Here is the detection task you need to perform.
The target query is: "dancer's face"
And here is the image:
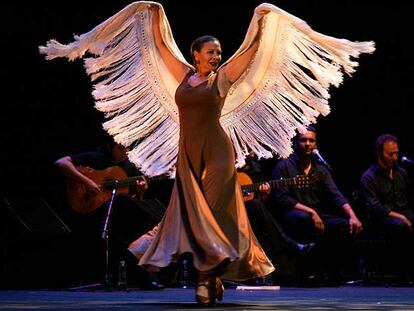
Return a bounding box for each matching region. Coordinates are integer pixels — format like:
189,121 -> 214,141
194,40 -> 222,73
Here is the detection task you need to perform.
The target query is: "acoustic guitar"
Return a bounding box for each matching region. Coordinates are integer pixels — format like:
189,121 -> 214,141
237,171 -> 317,201
66,166 -> 166,214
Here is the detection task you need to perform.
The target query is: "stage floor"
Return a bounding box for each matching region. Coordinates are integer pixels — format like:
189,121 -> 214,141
1,286 -> 413,310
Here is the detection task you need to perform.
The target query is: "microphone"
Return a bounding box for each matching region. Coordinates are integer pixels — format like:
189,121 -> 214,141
401,156 -> 414,165
312,149 -> 332,171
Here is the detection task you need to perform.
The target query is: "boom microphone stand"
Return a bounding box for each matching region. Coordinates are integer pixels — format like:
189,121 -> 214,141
69,183 -> 127,291
101,186 -> 118,287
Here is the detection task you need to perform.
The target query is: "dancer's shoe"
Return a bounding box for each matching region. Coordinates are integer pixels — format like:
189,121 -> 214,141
195,274 -> 217,306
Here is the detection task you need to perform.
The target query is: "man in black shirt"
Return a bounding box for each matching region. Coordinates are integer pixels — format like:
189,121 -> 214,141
55,136 -> 165,288
360,133 -> 414,281
270,126 -> 362,284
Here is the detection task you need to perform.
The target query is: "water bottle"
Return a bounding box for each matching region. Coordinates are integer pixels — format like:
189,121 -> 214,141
117,260 -> 127,289
181,259 -> 190,288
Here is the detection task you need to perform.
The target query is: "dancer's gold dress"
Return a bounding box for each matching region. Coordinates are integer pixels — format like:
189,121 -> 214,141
138,72 -> 273,280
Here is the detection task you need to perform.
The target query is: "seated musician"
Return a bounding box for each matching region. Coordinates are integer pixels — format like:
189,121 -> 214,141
236,152 -> 314,285
270,126 -> 362,285
55,133 -> 165,289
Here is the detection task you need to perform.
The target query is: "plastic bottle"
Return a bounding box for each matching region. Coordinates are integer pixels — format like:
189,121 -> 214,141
117,260 -> 127,289
181,259 -> 190,288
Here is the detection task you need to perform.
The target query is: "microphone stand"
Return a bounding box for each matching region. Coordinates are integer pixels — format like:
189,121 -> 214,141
320,161 -> 333,173
69,182 -> 128,291
101,186 -> 117,287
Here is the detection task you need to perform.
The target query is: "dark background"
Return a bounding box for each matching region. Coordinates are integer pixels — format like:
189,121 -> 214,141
1,3 -> 413,288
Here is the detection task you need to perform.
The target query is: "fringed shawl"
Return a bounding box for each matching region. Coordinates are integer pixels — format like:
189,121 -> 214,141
39,2 -> 375,176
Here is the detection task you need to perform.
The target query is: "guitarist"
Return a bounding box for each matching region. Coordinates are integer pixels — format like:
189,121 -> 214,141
270,126 -> 362,285
237,153 -> 314,285
55,134 -> 165,289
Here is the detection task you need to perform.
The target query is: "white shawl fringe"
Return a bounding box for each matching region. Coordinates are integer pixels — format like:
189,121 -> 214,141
220,3 -> 375,168
40,2 -> 375,175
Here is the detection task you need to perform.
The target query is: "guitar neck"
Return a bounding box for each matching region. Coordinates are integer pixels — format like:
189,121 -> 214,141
102,175 -> 167,190
242,177 -> 297,193
102,176 -> 142,189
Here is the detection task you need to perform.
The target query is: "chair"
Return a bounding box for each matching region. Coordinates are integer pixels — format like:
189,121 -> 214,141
351,191 -> 393,285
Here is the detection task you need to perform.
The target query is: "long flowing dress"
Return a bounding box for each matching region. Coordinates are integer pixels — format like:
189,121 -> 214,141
137,72 -> 274,280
